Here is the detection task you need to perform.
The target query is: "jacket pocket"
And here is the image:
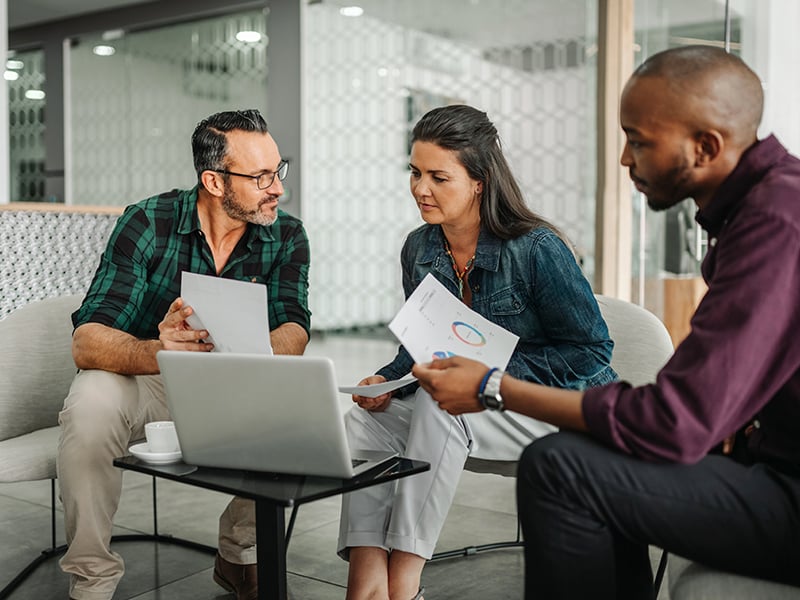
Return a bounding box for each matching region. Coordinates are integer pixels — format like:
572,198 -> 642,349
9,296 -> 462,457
487,284 -> 536,338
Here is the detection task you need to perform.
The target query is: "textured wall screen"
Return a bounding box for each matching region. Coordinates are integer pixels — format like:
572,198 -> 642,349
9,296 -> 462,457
0,208 -> 120,318
303,1 -> 597,330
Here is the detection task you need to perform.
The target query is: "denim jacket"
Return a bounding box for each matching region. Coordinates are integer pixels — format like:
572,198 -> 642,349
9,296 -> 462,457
377,224 -> 617,391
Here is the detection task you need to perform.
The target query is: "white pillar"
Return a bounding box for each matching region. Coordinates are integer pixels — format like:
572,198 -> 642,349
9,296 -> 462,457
0,0 -> 9,204
740,0 -> 800,155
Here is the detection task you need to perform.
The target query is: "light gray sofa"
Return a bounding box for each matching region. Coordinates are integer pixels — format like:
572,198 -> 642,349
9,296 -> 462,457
0,295 -> 83,484
669,555 -> 800,599
0,203 -> 218,597
0,203 -> 122,484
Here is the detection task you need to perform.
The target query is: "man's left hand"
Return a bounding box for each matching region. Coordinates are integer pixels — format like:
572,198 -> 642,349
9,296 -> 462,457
158,298 -> 214,352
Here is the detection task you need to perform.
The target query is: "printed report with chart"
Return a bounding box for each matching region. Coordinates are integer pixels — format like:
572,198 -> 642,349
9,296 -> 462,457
388,273 -> 519,369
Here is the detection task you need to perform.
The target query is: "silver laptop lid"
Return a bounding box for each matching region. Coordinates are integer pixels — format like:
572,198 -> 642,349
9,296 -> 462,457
156,351 -> 393,478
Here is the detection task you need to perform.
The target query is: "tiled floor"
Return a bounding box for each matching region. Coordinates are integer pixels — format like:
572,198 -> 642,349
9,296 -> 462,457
0,333 -> 668,599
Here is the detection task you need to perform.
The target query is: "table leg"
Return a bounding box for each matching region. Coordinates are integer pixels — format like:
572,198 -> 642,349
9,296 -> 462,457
255,500 -> 288,600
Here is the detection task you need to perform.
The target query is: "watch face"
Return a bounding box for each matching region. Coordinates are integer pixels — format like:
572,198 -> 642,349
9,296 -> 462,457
482,393 -> 502,410
480,369 -> 505,411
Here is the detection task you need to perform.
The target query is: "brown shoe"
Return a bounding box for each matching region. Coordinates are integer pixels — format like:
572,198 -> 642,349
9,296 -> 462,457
213,553 -> 258,600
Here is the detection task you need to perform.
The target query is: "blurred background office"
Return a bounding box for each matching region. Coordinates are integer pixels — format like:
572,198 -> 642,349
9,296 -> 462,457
1,0 -> 799,336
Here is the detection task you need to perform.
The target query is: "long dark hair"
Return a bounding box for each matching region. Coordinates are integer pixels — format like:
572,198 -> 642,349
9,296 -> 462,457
411,104 -> 562,241
191,109 -> 269,180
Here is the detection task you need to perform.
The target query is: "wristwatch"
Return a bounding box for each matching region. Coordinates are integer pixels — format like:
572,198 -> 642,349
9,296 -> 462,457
478,368 -> 505,411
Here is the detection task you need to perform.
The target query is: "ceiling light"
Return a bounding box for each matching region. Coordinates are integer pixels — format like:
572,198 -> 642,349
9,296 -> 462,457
3,71 -> 19,81
236,31 -> 262,43
339,6 -> 364,17
6,59 -> 24,70
25,90 -> 46,100
92,45 -> 116,57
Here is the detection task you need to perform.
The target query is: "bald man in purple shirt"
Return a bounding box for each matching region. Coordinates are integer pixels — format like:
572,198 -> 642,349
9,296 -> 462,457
413,45 -> 800,599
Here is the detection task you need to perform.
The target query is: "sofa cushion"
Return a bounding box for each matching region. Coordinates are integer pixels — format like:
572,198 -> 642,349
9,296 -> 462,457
0,295 -> 81,442
0,427 -> 61,483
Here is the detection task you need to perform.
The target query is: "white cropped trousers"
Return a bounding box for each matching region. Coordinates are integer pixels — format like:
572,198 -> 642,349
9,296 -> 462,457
337,385 -> 557,561
337,387 -> 471,560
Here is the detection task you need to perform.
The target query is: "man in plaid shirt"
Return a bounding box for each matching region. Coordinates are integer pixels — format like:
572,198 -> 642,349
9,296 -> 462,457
59,109 -> 310,600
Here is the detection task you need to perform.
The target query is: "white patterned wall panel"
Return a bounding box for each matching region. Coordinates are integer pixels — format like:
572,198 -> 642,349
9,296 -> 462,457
304,3 -> 596,329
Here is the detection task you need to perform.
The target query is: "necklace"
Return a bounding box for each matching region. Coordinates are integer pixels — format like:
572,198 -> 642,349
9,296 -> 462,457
443,238 -> 476,300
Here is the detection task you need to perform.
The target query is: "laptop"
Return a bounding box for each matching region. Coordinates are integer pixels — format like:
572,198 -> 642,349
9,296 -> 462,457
156,351 -> 398,479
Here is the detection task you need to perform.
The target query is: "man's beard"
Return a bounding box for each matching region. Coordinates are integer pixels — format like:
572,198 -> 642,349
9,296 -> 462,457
642,156 -> 694,212
222,187 -> 277,226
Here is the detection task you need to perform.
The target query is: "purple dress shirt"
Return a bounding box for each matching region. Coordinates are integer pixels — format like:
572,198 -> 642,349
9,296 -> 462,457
583,135 -> 800,466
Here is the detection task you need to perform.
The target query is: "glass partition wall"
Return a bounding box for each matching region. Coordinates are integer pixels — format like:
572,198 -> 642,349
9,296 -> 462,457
67,9 -> 268,206
3,1 -> 606,331
6,48 -> 46,202
7,0 -> 798,332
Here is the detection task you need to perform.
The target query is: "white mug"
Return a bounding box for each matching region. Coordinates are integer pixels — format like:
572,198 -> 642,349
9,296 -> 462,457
144,421 -> 180,454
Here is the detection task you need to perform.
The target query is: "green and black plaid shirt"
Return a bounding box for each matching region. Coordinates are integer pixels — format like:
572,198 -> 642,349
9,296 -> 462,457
73,186 -> 311,339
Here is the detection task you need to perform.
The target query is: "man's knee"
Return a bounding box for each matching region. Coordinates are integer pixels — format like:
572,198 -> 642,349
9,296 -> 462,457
518,432 -> 596,491
60,370 -> 137,443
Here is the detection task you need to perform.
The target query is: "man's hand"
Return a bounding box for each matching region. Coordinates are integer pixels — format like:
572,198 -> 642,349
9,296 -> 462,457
722,434 -> 735,454
157,298 -> 214,352
352,375 -> 393,412
413,356 -> 487,415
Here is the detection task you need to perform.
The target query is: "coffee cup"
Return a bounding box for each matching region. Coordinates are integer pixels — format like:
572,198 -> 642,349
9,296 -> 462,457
144,421 -> 180,454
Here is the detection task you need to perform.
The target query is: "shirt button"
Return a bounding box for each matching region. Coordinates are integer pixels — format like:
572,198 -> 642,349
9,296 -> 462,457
710,238 -> 717,247
473,284 -> 480,293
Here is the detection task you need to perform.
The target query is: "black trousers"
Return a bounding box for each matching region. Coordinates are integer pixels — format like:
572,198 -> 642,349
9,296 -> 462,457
517,432 -> 800,600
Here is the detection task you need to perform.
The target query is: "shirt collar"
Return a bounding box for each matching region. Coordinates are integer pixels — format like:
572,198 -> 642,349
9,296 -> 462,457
176,186 -> 201,235
696,135 -> 788,236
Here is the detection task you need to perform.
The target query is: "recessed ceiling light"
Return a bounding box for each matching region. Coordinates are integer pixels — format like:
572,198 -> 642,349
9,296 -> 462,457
92,45 -> 116,57
3,71 -> 20,81
25,90 -> 46,100
6,59 -> 24,70
236,31 -> 262,43
339,6 -> 364,17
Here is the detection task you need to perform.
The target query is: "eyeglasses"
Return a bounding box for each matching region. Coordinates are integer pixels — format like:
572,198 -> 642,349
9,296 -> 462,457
214,160 -> 289,190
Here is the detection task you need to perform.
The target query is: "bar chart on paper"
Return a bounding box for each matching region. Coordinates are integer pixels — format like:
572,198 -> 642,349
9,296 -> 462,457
389,274 -> 519,369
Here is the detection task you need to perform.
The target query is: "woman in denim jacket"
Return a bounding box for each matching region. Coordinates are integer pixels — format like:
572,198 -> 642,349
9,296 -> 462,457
338,105 -> 616,600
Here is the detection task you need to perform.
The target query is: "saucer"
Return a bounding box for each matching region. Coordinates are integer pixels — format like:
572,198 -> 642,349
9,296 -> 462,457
128,442 -> 183,465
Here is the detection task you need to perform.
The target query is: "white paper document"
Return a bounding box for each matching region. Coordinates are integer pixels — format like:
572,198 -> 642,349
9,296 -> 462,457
338,377 -> 417,398
180,272 -> 272,354
388,273 -> 518,369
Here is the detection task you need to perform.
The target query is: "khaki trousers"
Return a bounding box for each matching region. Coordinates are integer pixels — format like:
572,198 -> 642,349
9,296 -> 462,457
57,369 -> 256,600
